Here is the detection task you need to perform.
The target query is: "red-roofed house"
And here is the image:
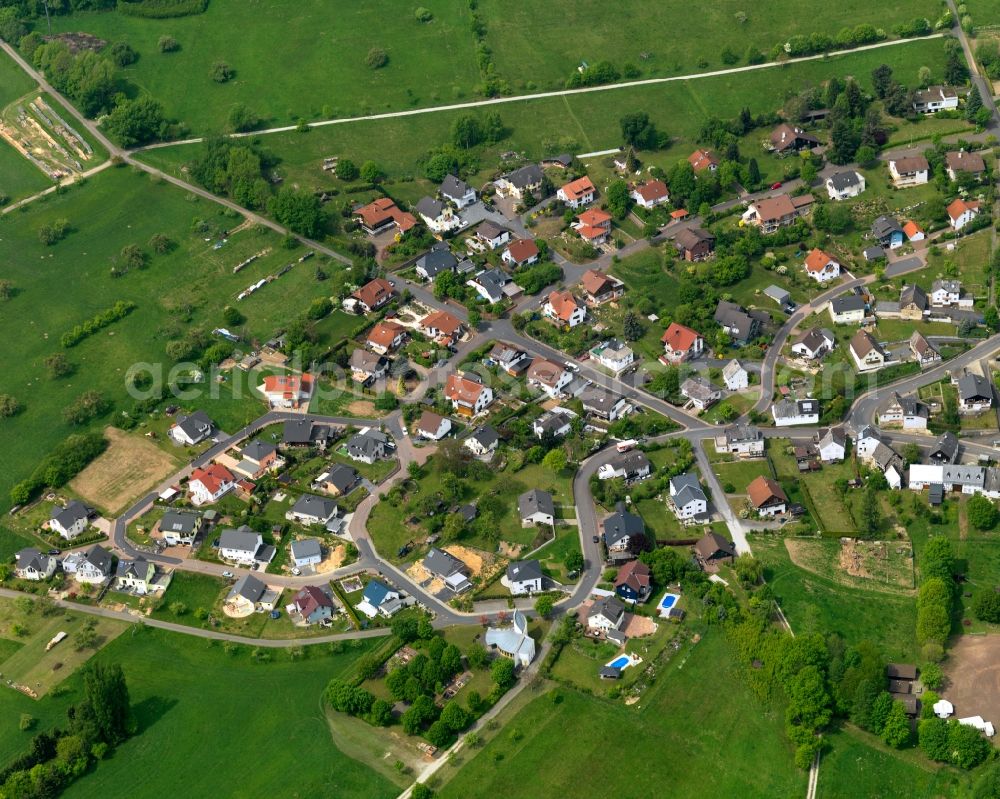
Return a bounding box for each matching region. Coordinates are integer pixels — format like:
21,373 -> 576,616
352,278 -> 395,314
557,176 -> 597,208
903,220 -> 925,241
803,248 -> 841,284
189,464 -> 236,506
630,179 -> 670,209
947,198 -> 982,231
580,269 -> 624,306
354,198 -> 417,236
543,290 -> 586,328
661,322 -> 704,363
688,149 -> 719,172
262,373 -> 313,408
573,208 -> 613,245
420,310 -> 464,346
445,373 -> 494,416
366,320 -> 407,355
502,239 -> 540,267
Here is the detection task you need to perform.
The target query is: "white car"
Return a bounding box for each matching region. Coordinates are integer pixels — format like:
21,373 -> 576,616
222,571 -> 234,578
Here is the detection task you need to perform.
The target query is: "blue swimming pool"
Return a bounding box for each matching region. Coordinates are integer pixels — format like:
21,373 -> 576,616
659,593 -> 680,611
608,655 -> 630,669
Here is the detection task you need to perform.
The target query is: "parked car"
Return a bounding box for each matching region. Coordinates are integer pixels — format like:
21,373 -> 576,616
592,535 -> 599,543
47,548 -> 61,556
770,181 -> 782,189
222,571 -> 234,578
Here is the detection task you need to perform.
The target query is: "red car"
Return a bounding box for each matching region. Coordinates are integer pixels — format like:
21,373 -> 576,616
770,181 -> 783,190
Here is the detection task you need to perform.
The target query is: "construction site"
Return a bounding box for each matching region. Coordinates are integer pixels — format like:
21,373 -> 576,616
0,92 -> 96,182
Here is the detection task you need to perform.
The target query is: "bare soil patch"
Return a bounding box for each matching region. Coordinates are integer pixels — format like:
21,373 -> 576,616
347,400 -> 377,416
943,635 -> 1000,729
784,537 -> 914,593
43,32 -> 107,53
70,428 -> 180,515
623,613 -> 658,638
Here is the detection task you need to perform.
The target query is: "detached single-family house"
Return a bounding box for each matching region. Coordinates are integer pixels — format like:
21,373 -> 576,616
580,269 -> 625,306
681,376 -> 721,410
694,531 -> 736,568
947,198 -> 982,231
630,179 -> 669,209
261,373 -> 313,408
581,386 -> 629,421
158,510 -> 203,546
769,123 -> 820,154
910,331 -> 941,366
573,208 -> 613,245
889,156 -> 930,188
598,450 -> 652,482
826,170 -> 865,200
227,574 -> 279,614
849,329 -> 887,372
930,280 -> 970,308
899,285 -> 929,319
930,431 -> 960,464
346,428 -> 392,463
526,357 -> 573,399
423,547 -> 472,593
829,295 -> 866,324
464,425 -> 499,458
742,193 -> 814,233
816,427 -> 847,463
475,220 -> 512,250
366,320 -> 407,355
63,545 -> 113,584
188,464 -> 236,506
15,548 -> 57,581
603,503 -> 647,563
467,268 -> 510,304
502,238 -> 540,267
557,176 -> 596,208
945,150 -> 986,181
291,538 -> 324,570
688,148 -> 720,172
287,494 -> 339,530
588,596 -> 626,632
590,338 -> 634,373
674,227 -> 716,261
219,527 -> 266,565
533,410 -> 573,440
314,463 -> 359,497
487,343 -> 530,375
415,410 -> 452,441
748,476 -> 788,517
440,174 -> 477,208
444,372 -> 494,416
293,585 -> 336,624
116,557 -> 156,594
353,197 -> 417,236
351,278 -> 395,314
615,561 -> 652,603
723,359 -> 749,391
519,489 -> 555,526
485,610 -> 536,667
872,215 -> 905,249
232,440 -> 280,480
350,349 -> 388,385
903,220 -> 925,242
169,410 -> 214,446
414,196 -> 460,233
669,473 -> 708,520
958,372 -> 994,413
912,85 -> 959,114
357,580 -> 403,619
544,290 -> 587,328
504,560 -> 545,595
415,247 -> 458,282
878,391 -> 930,430
661,322 -> 704,363
791,328 -> 835,360
420,309 -> 464,346
772,398 -> 820,427
714,300 -> 762,344
803,248 -> 841,284
855,425 -> 887,461
50,501 -> 90,540
714,423 -> 764,458
494,164 -> 543,200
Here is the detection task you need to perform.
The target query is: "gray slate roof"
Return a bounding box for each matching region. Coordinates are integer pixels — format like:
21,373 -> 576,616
506,559 -> 544,583
291,538 -> 323,561
52,500 -> 88,530
440,174 -> 472,200
290,493 -> 337,521
424,547 -> 465,578
603,503 -> 645,546
519,488 -> 555,520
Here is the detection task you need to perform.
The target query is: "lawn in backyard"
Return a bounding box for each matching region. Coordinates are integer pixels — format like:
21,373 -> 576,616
753,535 -> 919,661
50,626 -> 396,799
437,629 -> 805,799
0,166 -> 352,512
135,37 -> 950,198
770,441 -> 860,534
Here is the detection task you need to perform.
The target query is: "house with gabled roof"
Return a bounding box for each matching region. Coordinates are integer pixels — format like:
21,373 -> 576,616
476,220 -> 511,249
714,423 -> 764,458
674,227 -> 715,261
227,573 -> 279,614
714,300 -> 762,344
445,372 -> 494,416
15,548 -> 57,581
502,238 -> 540,267
169,409 -> 214,446
598,450 -> 651,481
630,179 -> 669,209
218,527 -> 266,565
464,425 -> 499,457
557,176 -> 596,208
504,560 -> 545,595
50,500 -> 90,540
354,197 -> 417,236
615,561 -> 652,603
580,269 -> 624,305
313,463 -> 359,497
602,502 -> 646,562
688,148 -> 719,172
912,85 -> 958,114
526,357 -> 572,399
262,373 -> 313,408
741,193 -> 813,233
826,170 -> 865,200
816,427 -> 847,463
420,309 -> 464,346
487,342 -> 530,375
910,331 -> 941,366
367,320 -> 407,355
588,595 -> 626,632
519,489 -> 555,526
945,150 -> 986,181
467,268 -> 511,304
849,329 -> 887,372
232,440 -> 280,480
293,585 -> 336,624
423,547 -> 472,592
494,164 -> 543,200
116,557 -> 156,594
661,322 -> 703,363
878,392 -> 929,430
771,397 -> 819,426
768,123 -> 820,154
803,248 -> 841,284
791,327 -> 835,361
357,579 -> 403,618
351,278 -> 395,314
680,376 -> 721,410
723,359 -> 749,390
158,510 -> 203,546
829,295 -> 865,324
668,473 -> 708,520
872,215 -> 905,249
543,290 -> 586,328
694,531 -> 735,568
287,494 -> 340,530
439,174 -> 477,208
415,246 -> 458,282
188,464 -> 236,506
947,198 -> 982,231
957,372 -> 993,413
747,476 -> 788,516
290,538 -> 323,570
414,196 -> 460,233
889,156 -> 930,187
63,545 -> 113,584
580,385 -> 629,421
573,208 -> 613,244
346,428 -> 392,463
415,410 -> 452,441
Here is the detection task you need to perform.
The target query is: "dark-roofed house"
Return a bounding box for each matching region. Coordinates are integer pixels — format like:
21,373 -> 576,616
357,579 -> 403,618
668,473 -> 708,520
826,170 -> 865,200
849,329 -> 887,373
889,156 -> 930,187
350,349 -> 388,385
615,560 -> 652,603
910,331 -> 941,366
504,560 -> 544,595
674,227 -> 716,262
899,285 -> 929,320
158,510 -> 203,546
50,500 -> 90,540
169,409 -> 214,446
581,385 -> 629,421
714,423 -> 765,458
487,343 -> 530,375
769,123 -> 820,154
282,418 -> 333,450
747,476 -> 788,516
912,85 -> 958,114
63,545 -> 113,584
957,372 -> 993,413
714,300 -> 762,344
603,502 -> 646,563
346,429 -> 391,464
465,425 -> 499,458
872,215 -> 904,249
423,547 -> 472,593
816,427 -> 847,463
287,494 -> 340,530
519,489 -> 555,526
878,392 -> 929,430
494,164 -> 543,200
291,538 -> 324,570
219,527 -> 266,565
414,196 -> 459,233
829,295 -> 866,324
930,431 -> 960,464
791,327 -> 835,360
680,376 -> 722,411
227,574 -> 279,614
293,585 -> 336,625
314,463 -> 359,497
588,595 -> 627,632
945,150 -> 986,181
694,532 -> 736,568
116,557 -> 156,594
440,174 -> 477,208
415,246 -> 458,281
598,450 -> 652,481
468,267 -> 511,304
15,548 -> 57,581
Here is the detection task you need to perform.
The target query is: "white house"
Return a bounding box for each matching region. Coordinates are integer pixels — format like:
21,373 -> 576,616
598,451 -> 652,482
714,424 -> 764,458
912,85 -> 959,114
219,528 -> 265,565
957,372 -> 994,413
791,328 -> 835,360
630,179 -> 669,209
415,410 -> 452,441
533,410 -> 573,440
290,538 -> 323,570
15,548 -> 57,581
63,545 -> 113,585
444,372 -> 494,416
440,174 -> 476,208
464,425 -> 499,458
931,280 -> 964,307
188,464 -> 236,506
947,198 -> 982,231
414,196 -> 460,233
878,392 -> 929,430
829,295 -> 866,324
485,610 -> 536,667
590,339 -> 634,373
115,558 -> 156,595
723,359 -> 748,390
543,290 -> 587,328
680,376 -> 722,410
287,494 -> 340,530
168,410 -> 214,446
888,156 -> 930,187
668,473 -> 708,520
748,476 -> 788,517
49,501 -> 89,540
526,357 -> 573,399
587,596 -> 626,633
503,560 -> 545,595
803,248 -> 841,284
502,239 -> 540,267
816,427 -> 847,463
772,398 -> 820,427
825,170 -> 865,201
557,176 -> 596,209
855,426 -> 886,461
849,330 -> 887,372
519,489 -> 554,526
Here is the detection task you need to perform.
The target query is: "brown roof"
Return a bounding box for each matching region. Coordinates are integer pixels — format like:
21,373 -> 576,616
367,320 -> 405,349
546,290 -> 583,322
747,475 -> 788,509
688,149 -> 719,171
850,329 -> 885,360
581,268 -> 619,296
416,410 -> 446,434
576,208 -> 612,228
560,176 -> 596,201
614,560 -> 651,591
945,150 -> 986,173
632,179 -> 669,203
445,373 -> 486,405
526,357 -> 566,387
354,198 -> 416,231
770,123 -> 819,151
892,156 -> 929,174
694,531 -> 735,561
505,238 -> 540,263
294,585 -> 334,618
353,278 -> 394,309
887,663 -> 917,680
421,310 -> 462,336
752,194 -> 797,222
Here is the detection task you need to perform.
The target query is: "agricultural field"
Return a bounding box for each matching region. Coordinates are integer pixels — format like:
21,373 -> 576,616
436,630 -> 805,799
135,37 -> 951,198
0,166 -> 351,512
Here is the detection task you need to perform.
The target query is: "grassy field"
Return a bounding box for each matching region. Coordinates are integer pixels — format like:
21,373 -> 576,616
0,166 -> 354,512
753,536 -> 919,661
437,629 -> 805,799
49,626 -> 397,799
770,442 -> 860,533
136,37 -> 950,198
0,51 -> 54,203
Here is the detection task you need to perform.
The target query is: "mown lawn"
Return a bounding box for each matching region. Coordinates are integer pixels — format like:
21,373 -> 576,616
0,166 -> 350,512
52,627 -> 396,799
438,629 -> 805,799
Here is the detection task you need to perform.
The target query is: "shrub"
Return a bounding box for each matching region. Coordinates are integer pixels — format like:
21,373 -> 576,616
211,61 -> 233,82
414,7 -> 433,22
109,41 -> 138,67
366,47 -> 388,69
158,35 -> 180,52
